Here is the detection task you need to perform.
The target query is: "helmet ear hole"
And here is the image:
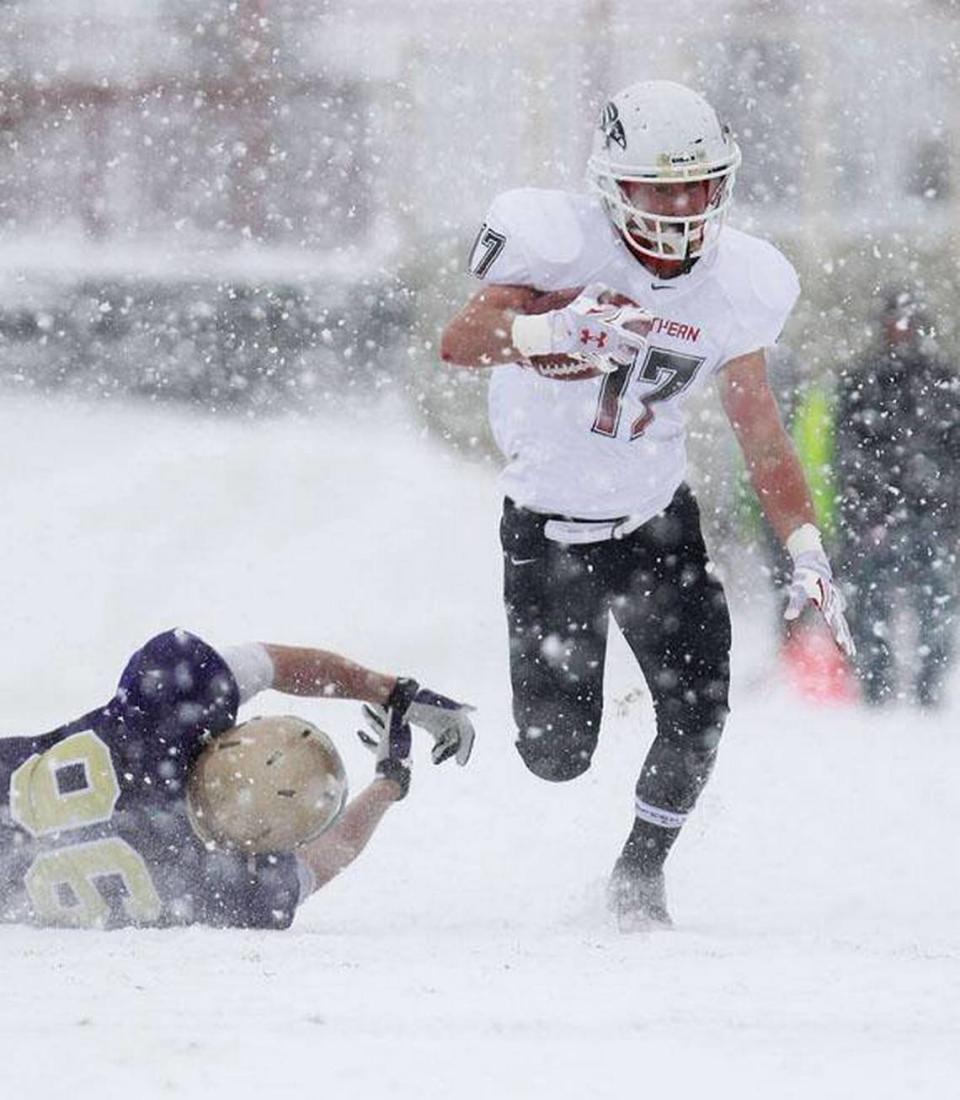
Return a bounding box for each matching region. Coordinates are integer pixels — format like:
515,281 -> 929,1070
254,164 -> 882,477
186,716 -> 348,853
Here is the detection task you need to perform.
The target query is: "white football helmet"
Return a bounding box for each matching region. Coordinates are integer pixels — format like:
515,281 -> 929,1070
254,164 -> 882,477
186,716 -> 348,853
587,81 -> 741,262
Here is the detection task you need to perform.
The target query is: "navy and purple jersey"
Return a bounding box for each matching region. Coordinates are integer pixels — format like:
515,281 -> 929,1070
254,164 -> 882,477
0,630 -> 302,929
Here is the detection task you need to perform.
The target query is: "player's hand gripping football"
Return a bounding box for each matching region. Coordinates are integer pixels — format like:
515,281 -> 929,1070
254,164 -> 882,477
361,678 -> 476,770
783,526 -> 856,658
552,284 -> 653,369
511,284 -> 653,378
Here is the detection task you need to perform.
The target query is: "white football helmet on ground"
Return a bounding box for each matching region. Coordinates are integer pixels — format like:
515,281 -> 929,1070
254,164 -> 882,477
187,716 -> 348,853
586,80 -> 741,263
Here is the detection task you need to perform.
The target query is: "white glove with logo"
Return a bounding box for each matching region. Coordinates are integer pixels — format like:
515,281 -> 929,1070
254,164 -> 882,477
512,284 -> 652,371
783,524 -> 856,658
365,678 -> 476,767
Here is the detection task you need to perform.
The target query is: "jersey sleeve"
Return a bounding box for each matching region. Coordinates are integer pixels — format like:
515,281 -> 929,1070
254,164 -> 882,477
719,238 -> 800,365
109,629 -> 240,760
220,643 -> 275,705
466,188 -> 592,290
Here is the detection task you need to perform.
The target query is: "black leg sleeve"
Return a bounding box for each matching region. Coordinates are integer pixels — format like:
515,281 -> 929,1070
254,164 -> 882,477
611,488 -> 731,872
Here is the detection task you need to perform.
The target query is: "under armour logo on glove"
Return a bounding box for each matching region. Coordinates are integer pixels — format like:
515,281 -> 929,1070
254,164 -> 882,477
579,329 -> 609,350
510,284 -> 651,372
556,286 -> 652,366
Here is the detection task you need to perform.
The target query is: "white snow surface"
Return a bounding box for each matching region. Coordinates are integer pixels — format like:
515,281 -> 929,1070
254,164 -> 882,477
1,393 -> 957,1099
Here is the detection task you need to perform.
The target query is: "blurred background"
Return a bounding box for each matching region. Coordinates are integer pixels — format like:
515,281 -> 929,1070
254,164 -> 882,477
0,0 -> 957,589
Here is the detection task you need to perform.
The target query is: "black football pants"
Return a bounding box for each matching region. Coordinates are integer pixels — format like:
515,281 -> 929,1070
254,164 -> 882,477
500,485 -> 731,863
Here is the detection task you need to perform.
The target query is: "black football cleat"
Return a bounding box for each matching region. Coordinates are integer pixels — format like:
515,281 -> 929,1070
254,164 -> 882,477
607,859 -> 673,933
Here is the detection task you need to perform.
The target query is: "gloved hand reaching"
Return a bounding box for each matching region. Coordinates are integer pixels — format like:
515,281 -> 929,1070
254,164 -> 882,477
363,677 -> 476,770
357,702 -> 412,799
783,524 -> 856,658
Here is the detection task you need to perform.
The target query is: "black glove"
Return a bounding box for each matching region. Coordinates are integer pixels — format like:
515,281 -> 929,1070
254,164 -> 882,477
357,702 -> 412,800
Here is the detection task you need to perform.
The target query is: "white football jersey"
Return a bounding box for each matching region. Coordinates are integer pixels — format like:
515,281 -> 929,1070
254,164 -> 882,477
469,188 -> 800,520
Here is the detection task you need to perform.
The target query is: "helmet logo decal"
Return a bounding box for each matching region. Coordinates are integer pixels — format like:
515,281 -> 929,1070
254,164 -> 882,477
600,101 -> 627,151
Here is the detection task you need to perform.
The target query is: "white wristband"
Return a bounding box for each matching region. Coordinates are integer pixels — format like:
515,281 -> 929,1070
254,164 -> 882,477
786,523 -> 824,562
510,312 -> 555,358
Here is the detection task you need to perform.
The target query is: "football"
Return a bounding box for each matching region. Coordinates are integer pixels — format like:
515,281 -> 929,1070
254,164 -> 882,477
520,285 -> 642,380
522,287 -> 594,380
525,353 -> 604,381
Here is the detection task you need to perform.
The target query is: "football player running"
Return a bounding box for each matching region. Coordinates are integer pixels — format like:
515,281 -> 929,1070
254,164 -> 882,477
0,629 -> 475,929
440,80 -> 852,932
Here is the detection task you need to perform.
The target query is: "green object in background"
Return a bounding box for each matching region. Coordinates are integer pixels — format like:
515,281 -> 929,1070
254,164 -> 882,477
732,380 -> 838,544
791,384 -> 837,538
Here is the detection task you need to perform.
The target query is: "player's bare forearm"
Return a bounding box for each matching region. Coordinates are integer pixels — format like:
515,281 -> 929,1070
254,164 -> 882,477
440,284 -> 539,367
440,284 -> 580,368
718,350 -> 817,543
263,644 -> 396,705
741,442 -> 816,542
297,780 -> 400,893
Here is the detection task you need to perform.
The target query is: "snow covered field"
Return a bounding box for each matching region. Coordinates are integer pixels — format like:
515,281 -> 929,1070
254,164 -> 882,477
1,392 -> 957,1100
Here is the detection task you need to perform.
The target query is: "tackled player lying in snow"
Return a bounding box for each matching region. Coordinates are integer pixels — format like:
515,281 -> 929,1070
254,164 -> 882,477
0,629 -> 475,929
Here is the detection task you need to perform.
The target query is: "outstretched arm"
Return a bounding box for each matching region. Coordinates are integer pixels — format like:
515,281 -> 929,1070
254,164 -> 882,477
261,643 -> 396,705
296,685 -> 421,893
258,644 -> 476,768
297,778 -> 402,893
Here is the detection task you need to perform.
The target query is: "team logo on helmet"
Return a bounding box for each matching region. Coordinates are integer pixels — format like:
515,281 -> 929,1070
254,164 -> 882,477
600,101 -> 627,151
